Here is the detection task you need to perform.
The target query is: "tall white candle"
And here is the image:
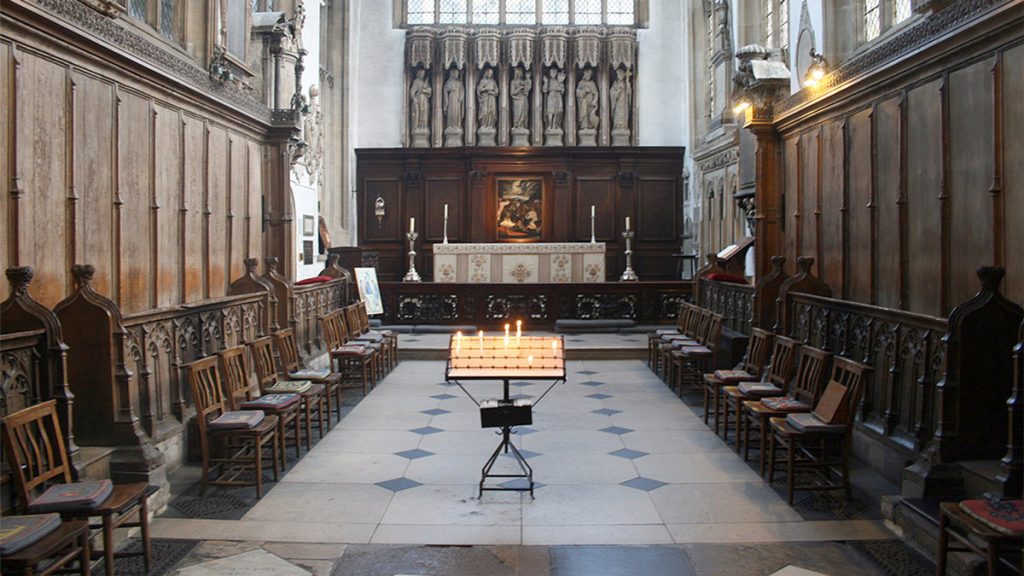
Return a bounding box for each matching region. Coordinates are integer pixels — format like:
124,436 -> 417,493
591,205 -> 595,218
478,330 -> 484,350
625,216 -> 631,231
444,204 -> 449,218
410,217 -> 415,233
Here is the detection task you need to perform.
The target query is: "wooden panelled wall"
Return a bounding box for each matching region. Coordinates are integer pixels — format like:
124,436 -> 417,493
772,10 -> 1023,317
355,147 -> 685,281
0,18 -> 267,313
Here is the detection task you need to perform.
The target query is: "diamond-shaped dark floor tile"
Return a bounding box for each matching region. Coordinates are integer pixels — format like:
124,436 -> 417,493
511,381 -> 532,387
609,448 -> 649,460
375,477 -> 423,492
502,449 -> 541,460
409,426 -> 444,435
431,393 -> 457,400
586,393 -> 613,400
600,426 -> 634,435
404,338 -> 421,343
394,448 -> 435,460
580,380 -> 605,387
592,408 -> 622,416
514,426 -> 537,435
511,393 -> 533,400
498,479 -> 545,490
577,370 -> 598,375
421,408 -> 450,416
620,476 -> 667,491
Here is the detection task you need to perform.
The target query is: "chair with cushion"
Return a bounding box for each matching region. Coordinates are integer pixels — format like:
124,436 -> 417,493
0,514 -> 91,576
703,327 -> 774,433
658,308 -> 711,385
648,302 -> 696,369
342,305 -> 389,378
1,400 -> 153,576
938,499 -> 1024,576
322,310 -> 377,395
250,335 -> 327,450
273,328 -> 345,425
668,313 -> 723,394
740,344 -> 832,477
766,356 -> 870,503
354,302 -> 398,371
187,356 -> 279,499
219,344 -> 301,467
720,335 -> 801,445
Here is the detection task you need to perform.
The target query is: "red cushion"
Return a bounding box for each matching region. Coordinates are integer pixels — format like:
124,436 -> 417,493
705,272 -> 748,284
295,275 -> 332,286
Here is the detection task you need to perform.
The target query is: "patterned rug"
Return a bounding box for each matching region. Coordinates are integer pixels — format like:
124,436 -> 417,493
847,539 -> 934,576
92,538 -> 199,576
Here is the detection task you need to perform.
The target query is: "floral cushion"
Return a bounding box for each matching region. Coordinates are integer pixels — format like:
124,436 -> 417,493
28,480 -> 113,513
209,410 -> 265,430
761,396 -> 811,412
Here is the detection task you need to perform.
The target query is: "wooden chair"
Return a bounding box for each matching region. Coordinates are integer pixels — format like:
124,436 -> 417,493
273,328 -> 345,424
658,308 -> 711,384
0,400 -> 153,576
250,336 -> 327,450
322,310 -> 377,395
343,305 -> 389,378
219,345 -> 300,468
740,344 -> 832,477
767,357 -> 870,503
669,312 -> 723,394
187,356 -> 279,499
648,302 -> 695,369
354,302 -> 398,371
703,327 -> 774,433
1,517 -> 91,576
938,501 -> 1024,576
720,335 -> 801,444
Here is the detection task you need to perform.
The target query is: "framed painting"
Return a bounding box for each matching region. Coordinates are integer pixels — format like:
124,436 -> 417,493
496,177 -> 543,241
354,267 -> 384,315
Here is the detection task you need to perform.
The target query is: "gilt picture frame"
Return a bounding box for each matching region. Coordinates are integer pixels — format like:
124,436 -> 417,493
496,177 -> 543,241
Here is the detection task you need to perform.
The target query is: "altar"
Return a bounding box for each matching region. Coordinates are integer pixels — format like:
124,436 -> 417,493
432,243 -> 606,283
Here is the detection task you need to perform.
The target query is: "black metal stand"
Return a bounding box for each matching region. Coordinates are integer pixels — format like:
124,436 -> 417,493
477,378 -> 534,498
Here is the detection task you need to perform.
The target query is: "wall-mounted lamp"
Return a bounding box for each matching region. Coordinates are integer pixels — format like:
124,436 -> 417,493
803,50 -> 829,87
374,196 -> 386,229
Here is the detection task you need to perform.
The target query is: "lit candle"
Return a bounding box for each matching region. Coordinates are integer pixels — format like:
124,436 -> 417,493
516,319 -> 522,339
625,216 -> 630,231
478,330 -> 484,350
591,205 -> 595,218
444,204 -> 449,218
455,331 -> 462,355
505,323 -> 510,338
410,217 -> 415,233
527,354 -> 534,366
552,339 -> 558,351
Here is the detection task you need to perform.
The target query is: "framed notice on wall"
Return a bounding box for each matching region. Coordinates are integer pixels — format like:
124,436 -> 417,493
496,177 -> 543,241
354,267 -> 384,315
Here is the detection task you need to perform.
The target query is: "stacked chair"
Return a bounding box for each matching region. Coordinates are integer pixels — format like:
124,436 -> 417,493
250,335 -> 329,451
273,328 -> 345,424
647,299 -> 875,506
322,309 -> 379,395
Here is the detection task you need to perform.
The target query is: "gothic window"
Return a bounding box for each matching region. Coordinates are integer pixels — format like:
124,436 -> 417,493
763,0 -> 788,54
401,0 -> 642,26
225,0 -> 249,58
126,0 -> 183,43
863,0 -> 913,43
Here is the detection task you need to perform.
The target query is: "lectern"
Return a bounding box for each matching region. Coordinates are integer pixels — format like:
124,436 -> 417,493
445,335 -> 565,497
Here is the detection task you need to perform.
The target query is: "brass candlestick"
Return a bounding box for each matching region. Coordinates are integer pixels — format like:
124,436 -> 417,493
403,231 -> 422,282
620,229 -> 639,281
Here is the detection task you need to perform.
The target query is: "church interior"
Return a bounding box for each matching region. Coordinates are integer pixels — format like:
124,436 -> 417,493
1,0 -> 1023,574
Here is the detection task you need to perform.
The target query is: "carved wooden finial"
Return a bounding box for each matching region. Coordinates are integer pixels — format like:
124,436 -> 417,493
770,255 -> 786,271
265,256 -> 280,273
71,264 -> 95,288
977,266 -> 1005,293
796,256 -> 814,274
244,258 -> 259,274
325,252 -> 339,265
6,266 -> 34,296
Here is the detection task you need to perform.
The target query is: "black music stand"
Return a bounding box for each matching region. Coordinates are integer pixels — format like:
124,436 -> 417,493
445,334 -> 565,498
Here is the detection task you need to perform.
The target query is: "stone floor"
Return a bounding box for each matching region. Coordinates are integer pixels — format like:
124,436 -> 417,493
146,333 -> 928,576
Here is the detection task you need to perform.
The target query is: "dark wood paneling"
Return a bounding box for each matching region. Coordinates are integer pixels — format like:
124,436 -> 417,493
847,108 -> 873,304
906,81 -> 944,317
799,131 -> 818,266
74,71 -> 115,300
424,177 -> 464,243
119,91 -> 153,313
1005,44 -> 1024,306
575,177 -> 615,242
206,126 -> 228,299
783,137 -> 799,274
155,105 -> 181,308
0,42 -> 8,298
363,178 -> 402,242
637,177 -> 677,242
820,121 -> 845,290
874,97 -> 902,309
182,118 -> 206,303
948,58 -> 996,308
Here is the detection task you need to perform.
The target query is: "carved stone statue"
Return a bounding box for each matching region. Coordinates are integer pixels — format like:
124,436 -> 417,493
476,67 -> 498,145
610,66 -> 632,145
410,67 -> 431,147
510,66 -> 532,146
576,67 -> 599,145
443,67 -> 464,131
543,67 -> 566,145
303,84 -> 323,183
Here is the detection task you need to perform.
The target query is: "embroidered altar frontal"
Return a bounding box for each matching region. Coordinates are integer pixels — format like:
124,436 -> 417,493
433,242 -> 606,283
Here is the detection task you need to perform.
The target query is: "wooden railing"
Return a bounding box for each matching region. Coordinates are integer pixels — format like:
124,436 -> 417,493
122,293 -> 266,443
379,281 -> 694,327
698,279 -> 754,334
787,293 -> 947,455
292,279 -> 349,356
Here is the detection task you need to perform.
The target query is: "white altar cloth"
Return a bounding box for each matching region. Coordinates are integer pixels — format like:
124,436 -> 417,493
433,242 -> 606,283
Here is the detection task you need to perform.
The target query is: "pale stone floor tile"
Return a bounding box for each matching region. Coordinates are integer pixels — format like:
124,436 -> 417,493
336,411 -> 433,430
151,518 -> 378,543
635,452 -> 765,483
370,523 -> 523,545
281,451 -> 411,484
312,429 -> 423,454
173,549 -> 309,576
522,524 -> 674,545
261,541 -> 348,560
649,483 -> 802,525
528,410 -> 617,431
521,429 -> 626,453
379,484 -> 523,526
665,519 -> 893,544
243,482 -> 394,525
404,453 -> 504,485
526,453 -> 639,485
521,484 -> 663,525
418,429 -> 512,454
621,429 -> 732,454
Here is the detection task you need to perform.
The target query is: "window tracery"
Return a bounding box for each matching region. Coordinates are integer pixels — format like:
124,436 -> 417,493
401,0 -> 640,26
